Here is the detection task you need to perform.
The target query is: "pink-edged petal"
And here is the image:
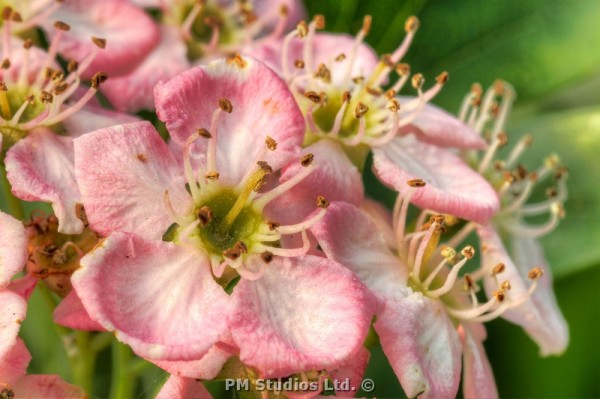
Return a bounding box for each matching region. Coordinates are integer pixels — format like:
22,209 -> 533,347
5,128 -> 83,234
72,232 -> 230,361
43,0 -> 160,78
74,121 -> 190,241
156,376 -> 212,399
253,0 -> 305,32
360,198 -> 396,250
266,139 -> 363,224
375,292 -> 462,399
459,323 -> 498,399
155,56 -> 304,185
151,342 -> 232,379
372,135 -> 499,224
328,346 -> 370,397
102,27 -> 190,113
0,290 -> 27,361
12,375 -> 85,398
229,255 -> 375,378
0,211 -> 27,287
7,275 -> 38,300
310,201 -> 405,295
478,226 -> 569,356
397,99 -> 486,149
53,290 -> 105,332
0,338 -> 31,385
61,103 -> 141,138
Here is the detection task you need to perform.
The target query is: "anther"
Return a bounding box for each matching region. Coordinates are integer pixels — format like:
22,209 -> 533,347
218,98 -> 233,113
234,241 -> 248,254
352,76 -> 365,84
441,246 -> 456,261
11,11 -> 21,22
279,4 -> 289,16
436,71 -> 449,85
461,245 -> 475,260
396,63 -> 410,76
51,70 -> 64,81
366,86 -> 383,96
261,251 -> 274,264
493,80 -> 505,95
492,263 -> 505,275
304,91 -> 322,104
197,128 -> 211,138
316,195 -> 330,209
411,73 -> 424,90
386,89 -> 397,99
75,204 -> 89,227
205,171 -> 220,181
313,15 -> 325,29
314,63 -> 331,82
404,16 -> 420,33
92,37 -> 107,49
91,72 -> 109,89
387,98 -> 400,112
407,178 -> 426,187
2,6 -> 12,21
496,132 -> 508,147
500,281 -> 511,291
223,247 -> 241,260
528,267 -> 543,280
257,161 -> 273,174
353,102 -> 369,118
53,82 -> 69,95
342,91 -> 352,103
1,59 -> 10,69
300,153 -> 314,167
265,136 -> 277,150
226,53 -> 247,68
464,274 -> 475,289
381,54 -> 394,67
294,59 -> 305,69
266,219 -> 280,231
296,21 -> 308,37
197,206 -> 213,227
23,39 -> 33,49
54,20 -> 70,31
493,289 -> 506,303
0,82 -> 6,91
551,202 -> 565,218
361,15 -> 372,35
40,91 -> 54,103
335,53 -> 346,62
67,60 -> 78,73
546,187 -> 558,198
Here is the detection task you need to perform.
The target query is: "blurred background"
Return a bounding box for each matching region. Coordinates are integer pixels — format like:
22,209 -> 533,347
302,0 -> 600,397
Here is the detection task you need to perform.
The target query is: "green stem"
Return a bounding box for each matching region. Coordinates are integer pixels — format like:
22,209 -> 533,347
110,340 -> 135,399
90,332 -> 115,353
0,162 -> 24,219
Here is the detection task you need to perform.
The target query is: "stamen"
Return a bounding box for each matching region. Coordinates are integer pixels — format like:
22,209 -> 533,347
410,221 -> 437,281
504,203 -> 563,237
253,162 -> 315,209
254,229 -> 310,257
0,81 -> 11,119
181,1 -> 203,40
183,131 -> 203,202
206,102 -> 226,177
329,91 -> 351,136
277,196 -> 329,234
223,161 -> 273,227
395,179 -> 425,246
344,15 -> 371,82
197,206 -> 213,227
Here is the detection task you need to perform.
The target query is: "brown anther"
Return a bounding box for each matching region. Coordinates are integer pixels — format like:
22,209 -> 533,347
279,4 -> 289,16
387,98 -> 400,112
54,20 -> 71,31
366,86 -> 383,97
67,60 -> 78,73
1,59 -> 10,69
436,71 -> 449,85
240,9 -> 257,24
197,128 -> 211,139
361,15 -> 372,35
91,72 -> 109,89
493,289 -> 506,303
205,171 -> 220,181
0,81 -> 7,91
53,82 -> 69,95
316,195 -> 330,209
223,247 -> 242,260
551,202 -> 565,218
313,14 -> 325,29
396,63 -> 410,76
40,91 -> 54,104
75,203 -> 89,227
528,266 -> 543,280
492,262 -> 505,275
204,15 -> 223,27
554,166 -> 568,181
381,54 -> 394,68
335,53 -> 346,62
218,98 -> 233,113
226,53 -> 247,68
266,219 -> 280,231
523,134 -> 534,146
234,241 -> 248,254
197,206 -> 213,226
265,136 -> 277,150
23,39 -> 33,49
471,82 -> 483,97
25,95 -> 34,104
501,281 -> 511,291
546,187 -> 558,198
353,102 -> 369,118
1,387 -> 15,399
493,160 -> 505,171
136,153 -> 148,163
464,274 -> 474,289
496,132 -> 508,147
493,80 -> 505,95
296,20 -> 309,37
490,102 -> 500,117
411,73 -> 424,90
294,59 -> 305,69
385,89 -> 397,99
257,161 -> 273,174
92,37 -> 107,49
300,153 -> 314,167
529,171 -> 538,182
404,15 -> 420,33
2,6 -> 12,21
441,246 -> 456,260
51,70 -> 64,81
11,11 -> 22,22
304,90 -> 322,104
502,171 -> 515,184
342,91 -> 352,103
515,164 -> 528,181
352,76 -> 365,84
314,63 -> 331,83
407,178 -> 426,188
261,251 -> 274,264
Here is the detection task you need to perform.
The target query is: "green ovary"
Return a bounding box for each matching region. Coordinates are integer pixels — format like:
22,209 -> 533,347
0,86 -> 46,151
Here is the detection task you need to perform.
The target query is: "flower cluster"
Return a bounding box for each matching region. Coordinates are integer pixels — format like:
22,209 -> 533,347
0,1 -> 568,398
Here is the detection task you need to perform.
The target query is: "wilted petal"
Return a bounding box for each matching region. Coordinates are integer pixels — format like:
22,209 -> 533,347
6,128 -> 83,234
229,255 -> 375,378
72,233 -> 230,361
372,135 -> 499,224
156,376 -> 212,399
74,122 -> 190,240
155,56 -> 304,185
0,211 -> 27,287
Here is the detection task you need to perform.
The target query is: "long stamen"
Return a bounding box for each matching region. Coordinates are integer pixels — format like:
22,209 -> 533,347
396,179 -> 426,248
253,160 -> 315,209
206,100 -> 229,177
344,15 -> 371,82
410,222 -> 437,281
183,131 -> 203,203
254,229 -> 310,257
329,91 -> 351,136
427,246 -> 474,298
504,203 -> 563,237
222,161 -> 272,227
9,96 -> 33,125
368,103 -> 400,146
181,1 -> 203,40
276,196 -> 329,234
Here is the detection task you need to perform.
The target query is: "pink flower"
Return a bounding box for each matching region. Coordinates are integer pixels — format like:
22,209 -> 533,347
72,56 -> 374,377
1,338 -> 85,398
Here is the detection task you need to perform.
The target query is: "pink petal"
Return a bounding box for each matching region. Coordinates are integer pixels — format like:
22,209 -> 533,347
360,198 -> 396,250
7,274 -> 38,300
459,323 -> 498,399
61,103 -> 141,138
13,375 -> 85,398
478,226 -> 569,356
72,232 -> 230,361
0,338 -> 30,385
229,255 -> 375,378
155,56 -> 304,185
53,290 -> 105,332
375,292 -> 462,399
372,135 -> 499,224
43,0 -> 160,78
266,139 -> 364,225
156,376 -> 212,399
0,211 -> 27,287
74,121 -> 190,241
5,128 -> 83,234
0,289 -> 27,361
151,341 -> 233,379
102,27 -> 190,113
0,38 -> 56,83
328,346 -> 370,397
398,99 -> 486,149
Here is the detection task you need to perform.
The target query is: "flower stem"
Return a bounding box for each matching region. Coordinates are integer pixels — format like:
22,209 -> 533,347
110,340 -> 135,399
0,162 -> 24,220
